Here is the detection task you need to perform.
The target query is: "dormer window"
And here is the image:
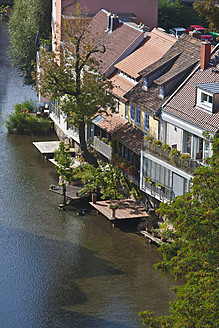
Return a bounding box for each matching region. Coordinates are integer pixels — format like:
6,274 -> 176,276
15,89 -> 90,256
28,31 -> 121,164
159,85 -> 165,99
201,93 -> 212,105
196,82 -> 219,114
142,77 -> 148,90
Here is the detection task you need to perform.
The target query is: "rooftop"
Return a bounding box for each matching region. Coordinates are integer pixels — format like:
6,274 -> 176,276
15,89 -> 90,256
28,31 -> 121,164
90,9 -> 144,76
163,46 -> 219,133
114,28 -> 176,79
124,34 -> 203,114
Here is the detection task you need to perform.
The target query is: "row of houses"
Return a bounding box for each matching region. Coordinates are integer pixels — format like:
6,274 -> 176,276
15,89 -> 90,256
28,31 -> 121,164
43,2 -> 219,209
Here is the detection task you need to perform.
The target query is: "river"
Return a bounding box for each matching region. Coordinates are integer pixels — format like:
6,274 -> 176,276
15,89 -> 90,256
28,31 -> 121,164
0,20 -> 177,328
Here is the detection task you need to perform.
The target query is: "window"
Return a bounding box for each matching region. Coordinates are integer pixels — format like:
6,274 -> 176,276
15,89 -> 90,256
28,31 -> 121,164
144,112 -> 149,131
201,92 -> 213,104
125,103 -> 129,119
115,98 -> 119,112
159,85 -> 165,99
130,104 -> 135,122
136,107 -> 141,126
143,77 -> 148,89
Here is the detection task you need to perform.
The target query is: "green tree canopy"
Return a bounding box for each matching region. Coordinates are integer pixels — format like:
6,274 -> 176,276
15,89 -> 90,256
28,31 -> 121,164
194,0 -> 219,32
139,134 -> 219,327
8,0 -> 51,84
35,5 -> 115,166
158,0 -> 205,31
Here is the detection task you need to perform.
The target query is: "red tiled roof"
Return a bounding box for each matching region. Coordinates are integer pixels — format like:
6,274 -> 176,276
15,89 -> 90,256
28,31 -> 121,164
90,10 -> 144,76
93,109 -> 127,133
163,47 -> 219,133
112,124 -> 144,155
124,35 -> 203,114
114,28 -> 176,79
108,72 -> 135,100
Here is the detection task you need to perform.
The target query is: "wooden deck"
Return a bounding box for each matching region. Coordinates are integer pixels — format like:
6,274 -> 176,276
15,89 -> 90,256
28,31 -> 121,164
50,184 -> 85,200
89,199 -> 148,221
139,230 -> 163,245
33,141 -> 60,155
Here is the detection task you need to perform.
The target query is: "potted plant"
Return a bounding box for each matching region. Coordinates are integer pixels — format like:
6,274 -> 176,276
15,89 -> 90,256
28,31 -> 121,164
144,134 -> 153,149
109,203 -> 119,219
169,148 -> 181,165
180,153 -> 191,168
92,192 -> 97,204
161,143 -> 171,158
145,176 -> 153,184
151,228 -> 159,237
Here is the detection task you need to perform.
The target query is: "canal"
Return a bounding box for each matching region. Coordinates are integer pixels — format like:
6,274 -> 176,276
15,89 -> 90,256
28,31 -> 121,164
0,20 -> 177,328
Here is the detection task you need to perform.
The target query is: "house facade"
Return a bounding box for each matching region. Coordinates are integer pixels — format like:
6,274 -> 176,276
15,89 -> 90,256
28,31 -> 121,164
140,41 -> 219,205
49,8 -> 146,146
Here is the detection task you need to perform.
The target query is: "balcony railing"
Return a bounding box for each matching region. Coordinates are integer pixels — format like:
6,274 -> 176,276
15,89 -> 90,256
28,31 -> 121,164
142,139 -> 201,174
91,136 -> 112,160
142,180 -> 173,202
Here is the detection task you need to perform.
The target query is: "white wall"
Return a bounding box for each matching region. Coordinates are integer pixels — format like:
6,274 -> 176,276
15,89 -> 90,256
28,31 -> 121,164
166,122 -> 183,151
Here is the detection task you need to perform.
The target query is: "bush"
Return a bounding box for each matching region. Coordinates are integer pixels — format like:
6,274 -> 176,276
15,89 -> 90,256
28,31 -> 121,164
6,100 -> 52,135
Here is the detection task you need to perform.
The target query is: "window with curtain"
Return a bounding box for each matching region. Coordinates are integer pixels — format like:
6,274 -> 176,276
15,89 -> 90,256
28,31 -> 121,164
130,104 -> 135,122
144,112 -> 149,131
136,107 -> 141,126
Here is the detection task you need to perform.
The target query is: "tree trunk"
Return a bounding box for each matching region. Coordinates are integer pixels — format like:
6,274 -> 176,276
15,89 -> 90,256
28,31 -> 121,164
79,120 -> 98,167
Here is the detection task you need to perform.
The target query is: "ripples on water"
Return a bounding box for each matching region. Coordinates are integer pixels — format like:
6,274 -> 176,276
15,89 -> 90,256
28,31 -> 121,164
0,20 -> 177,328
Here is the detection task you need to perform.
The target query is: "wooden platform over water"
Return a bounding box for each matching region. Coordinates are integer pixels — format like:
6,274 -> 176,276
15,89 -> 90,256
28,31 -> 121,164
50,184 -> 85,200
89,199 -> 148,221
33,141 -> 60,155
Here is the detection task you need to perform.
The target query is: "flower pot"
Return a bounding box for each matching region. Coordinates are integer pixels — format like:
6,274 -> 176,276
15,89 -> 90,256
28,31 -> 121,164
111,208 -> 116,219
92,193 -> 97,204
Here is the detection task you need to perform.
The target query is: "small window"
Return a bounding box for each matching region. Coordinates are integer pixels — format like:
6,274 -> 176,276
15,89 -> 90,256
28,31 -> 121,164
136,107 -> 141,126
159,85 -> 165,98
115,98 -> 119,112
143,77 -> 148,89
201,92 -> 213,104
144,112 -> 149,131
130,104 -> 135,122
125,103 -> 129,119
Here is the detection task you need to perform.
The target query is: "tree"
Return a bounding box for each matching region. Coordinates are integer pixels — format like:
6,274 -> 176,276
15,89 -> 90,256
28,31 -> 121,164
36,5 -> 115,167
79,161 -> 128,200
8,0 -> 51,85
139,134 -> 219,327
194,0 -> 219,32
158,0 -> 205,31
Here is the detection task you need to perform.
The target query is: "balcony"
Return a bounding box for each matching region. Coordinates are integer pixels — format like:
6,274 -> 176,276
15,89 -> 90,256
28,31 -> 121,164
142,138 -> 201,174
141,180 -> 173,202
91,136 -> 112,161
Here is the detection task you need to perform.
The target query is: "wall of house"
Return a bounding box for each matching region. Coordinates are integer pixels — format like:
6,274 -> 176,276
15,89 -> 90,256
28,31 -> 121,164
118,101 -> 126,119
166,122 -> 184,151
60,0 -> 158,29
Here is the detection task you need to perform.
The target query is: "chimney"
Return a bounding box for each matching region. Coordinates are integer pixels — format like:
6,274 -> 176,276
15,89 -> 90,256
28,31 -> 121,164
200,41 -> 211,70
110,14 -> 119,32
189,30 -> 201,40
107,12 -> 112,31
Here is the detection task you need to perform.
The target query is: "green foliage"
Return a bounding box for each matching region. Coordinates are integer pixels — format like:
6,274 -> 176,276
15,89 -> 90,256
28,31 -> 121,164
194,0 -> 219,32
35,4 -> 115,166
54,142 -> 76,182
139,134 -> 219,327
5,99 -> 51,134
8,0 -> 51,85
161,143 -> 171,152
79,161 -> 128,200
158,0 -> 205,31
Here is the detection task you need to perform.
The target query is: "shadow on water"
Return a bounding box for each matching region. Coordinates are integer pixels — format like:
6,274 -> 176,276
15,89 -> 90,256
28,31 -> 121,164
0,225 -> 132,328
